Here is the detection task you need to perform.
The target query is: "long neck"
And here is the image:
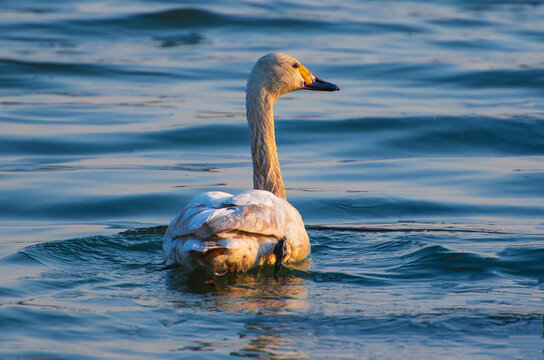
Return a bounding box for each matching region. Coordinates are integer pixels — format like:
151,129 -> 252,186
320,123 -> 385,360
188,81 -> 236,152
246,87 -> 286,200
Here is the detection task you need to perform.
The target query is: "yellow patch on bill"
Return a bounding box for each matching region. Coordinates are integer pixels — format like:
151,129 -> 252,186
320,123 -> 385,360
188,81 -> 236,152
298,64 -> 314,83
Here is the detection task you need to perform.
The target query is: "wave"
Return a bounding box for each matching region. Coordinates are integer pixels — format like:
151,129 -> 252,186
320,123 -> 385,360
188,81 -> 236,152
0,58 -> 197,83
1,8 -> 329,37
279,116 -> 544,158
6,223 -> 542,330
0,122 -> 247,156
1,6 -> 428,43
20,231 -> 162,267
307,228 -> 544,284
2,110 -> 542,158
436,68 -> 544,92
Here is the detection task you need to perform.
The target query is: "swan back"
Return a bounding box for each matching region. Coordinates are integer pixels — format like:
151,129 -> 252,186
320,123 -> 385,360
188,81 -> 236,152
163,190 -> 310,274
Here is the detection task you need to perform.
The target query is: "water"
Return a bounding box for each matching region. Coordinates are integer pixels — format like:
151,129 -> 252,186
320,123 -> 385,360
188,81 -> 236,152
1,0 -> 543,358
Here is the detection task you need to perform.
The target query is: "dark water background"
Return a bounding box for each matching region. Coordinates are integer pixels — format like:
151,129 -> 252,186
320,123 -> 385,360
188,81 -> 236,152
1,0 -> 544,359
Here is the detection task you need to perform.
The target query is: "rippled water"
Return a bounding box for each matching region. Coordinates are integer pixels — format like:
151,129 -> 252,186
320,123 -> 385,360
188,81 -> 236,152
1,0 -> 544,359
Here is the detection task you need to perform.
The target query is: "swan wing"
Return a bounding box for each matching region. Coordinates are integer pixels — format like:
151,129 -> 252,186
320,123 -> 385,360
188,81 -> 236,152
165,190 -> 307,241
163,190 -> 310,268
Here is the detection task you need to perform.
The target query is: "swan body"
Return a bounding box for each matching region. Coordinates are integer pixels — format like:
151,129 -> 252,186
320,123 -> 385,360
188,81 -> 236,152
163,53 -> 338,274
163,190 -> 309,275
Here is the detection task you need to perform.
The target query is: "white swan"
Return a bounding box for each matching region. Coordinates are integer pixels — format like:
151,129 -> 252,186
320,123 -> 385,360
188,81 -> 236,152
163,53 -> 339,275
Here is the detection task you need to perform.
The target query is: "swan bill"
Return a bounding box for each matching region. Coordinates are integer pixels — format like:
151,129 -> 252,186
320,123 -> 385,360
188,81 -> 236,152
303,76 -> 339,92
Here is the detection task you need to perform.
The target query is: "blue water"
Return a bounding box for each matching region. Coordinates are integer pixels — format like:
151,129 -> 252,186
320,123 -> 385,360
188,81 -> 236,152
1,0 -> 544,359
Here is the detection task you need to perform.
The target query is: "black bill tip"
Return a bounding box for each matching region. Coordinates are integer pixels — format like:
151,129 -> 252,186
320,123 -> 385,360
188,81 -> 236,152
303,76 -> 339,92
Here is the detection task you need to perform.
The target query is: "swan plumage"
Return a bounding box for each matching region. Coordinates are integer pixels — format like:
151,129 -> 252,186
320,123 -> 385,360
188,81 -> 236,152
163,53 -> 338,275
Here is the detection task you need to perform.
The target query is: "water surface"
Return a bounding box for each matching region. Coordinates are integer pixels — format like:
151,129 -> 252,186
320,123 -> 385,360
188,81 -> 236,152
1,0 -> 543,359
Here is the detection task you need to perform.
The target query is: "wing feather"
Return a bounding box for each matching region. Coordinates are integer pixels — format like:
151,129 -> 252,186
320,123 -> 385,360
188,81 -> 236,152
164,190 -> 310,268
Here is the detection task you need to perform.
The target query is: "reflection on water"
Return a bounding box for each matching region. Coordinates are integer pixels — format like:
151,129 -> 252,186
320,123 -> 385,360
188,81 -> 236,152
166,261 -> 311,314
166,268 -> 310,358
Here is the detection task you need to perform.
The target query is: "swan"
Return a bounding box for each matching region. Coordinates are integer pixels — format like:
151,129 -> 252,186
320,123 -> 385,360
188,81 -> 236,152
163,53 -> 339,275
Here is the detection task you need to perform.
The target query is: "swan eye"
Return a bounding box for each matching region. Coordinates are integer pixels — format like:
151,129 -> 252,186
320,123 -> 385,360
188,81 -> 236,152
292,63 -> 299,69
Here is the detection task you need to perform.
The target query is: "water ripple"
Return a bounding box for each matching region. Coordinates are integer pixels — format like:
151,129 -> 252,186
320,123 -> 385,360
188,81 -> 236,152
1,0 -> 544,358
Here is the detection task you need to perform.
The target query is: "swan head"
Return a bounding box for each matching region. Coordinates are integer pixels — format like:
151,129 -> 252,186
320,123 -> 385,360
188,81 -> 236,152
247,53 -> 339,100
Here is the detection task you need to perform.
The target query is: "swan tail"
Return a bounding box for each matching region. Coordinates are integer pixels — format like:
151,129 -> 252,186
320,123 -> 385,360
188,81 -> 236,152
164,233 -> 278,274
190,246 -> 231,275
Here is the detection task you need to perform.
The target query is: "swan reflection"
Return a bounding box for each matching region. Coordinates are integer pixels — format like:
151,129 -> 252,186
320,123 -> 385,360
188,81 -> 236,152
165,259 -> 312,358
